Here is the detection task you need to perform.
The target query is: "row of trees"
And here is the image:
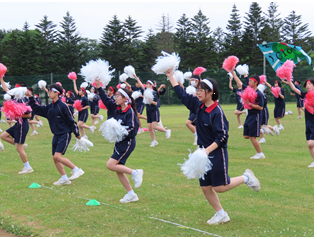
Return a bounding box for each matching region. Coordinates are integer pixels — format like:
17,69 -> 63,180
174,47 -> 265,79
0,2 -> 313,77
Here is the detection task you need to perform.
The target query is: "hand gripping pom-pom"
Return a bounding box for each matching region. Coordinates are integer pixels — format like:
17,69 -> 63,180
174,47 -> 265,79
3,94 -> 11,101
132,91 -> 142,100
236,64 -> 249,76
174,70 -> 184,85
7,87 -> 28,100
151,51 -> 180,74
304,90 -> 314,114
222,55 -> 239,72
87,92 -> 95,101
71,138 -> 94,152
99,100 -> 108,110
178,148 -> 213,180
0,63 -> 7,78
38,80 -> 47,89
276,60 -> 296,82
68,72 -> 77,81
183,72 -> 192,80
143,88 -> 154,105
271,87 -> 281,98
119,73 -> 129,82
227,72 -> 233,78
120,83 -> 127,89
91,81 -> 104,89
1,100 -> 32,122
186,85 -> 196,96
0,81 -> 11,90
80,82 -> 88,89
73,100 -> 83,112
124,65 -> 136,78
193,67 -> 206,76
99,118 -> 129,143
259,75 -> 267,85
238,86 -> 258,110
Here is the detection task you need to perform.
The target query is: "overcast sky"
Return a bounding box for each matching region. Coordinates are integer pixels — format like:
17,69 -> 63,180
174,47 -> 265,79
0,0 -> 315,41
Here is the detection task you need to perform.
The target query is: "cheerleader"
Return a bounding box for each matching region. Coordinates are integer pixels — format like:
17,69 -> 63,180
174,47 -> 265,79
105,86 -> 117,119
65,91 -> 75,115
72,80 -> 94,138
165,68 -> 261,225
26,83 -> 85,185
33,94 -> 44,128
290,80 -> 305,118
283,79 -> 314,168
96,79 -> 144,203
228,76 -> 245,128
0,78 -> 33,174
89,87 -> 103,127
154,81 -> 166,128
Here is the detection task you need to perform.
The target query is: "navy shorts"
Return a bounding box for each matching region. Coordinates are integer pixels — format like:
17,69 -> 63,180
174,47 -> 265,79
90,106 -> 100,115
6,119 -> 29,144
52,132 -> 72,155
274,107 -> 285,118
236,103 -> 244,111
111,138 -> 136,165
29,111 -> 35,120
78,110 -> 88,122
188,112 -> 196,125
199,147 -> 231,187
147,109 -> 160,123
261,107 -> 269,126
297,99 -> 304,108
244,113 -> 261,137
306,125 -> 314,141
136,104 -> 145,114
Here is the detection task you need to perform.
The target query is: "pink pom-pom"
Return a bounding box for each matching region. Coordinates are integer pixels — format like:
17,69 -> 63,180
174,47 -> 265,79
238,86 -> 258,110
68,72 -> 77,81
73,100 -> 83,112
91,81 -> 104,88
61,96 -> 66,103
193,67 -> 206,76
116,83 -> 121,89
222,56 -> 239,72
1,100 -> 32,122
56,82 -> 62,86
259,75 -> 267,85
0,63 -> 7,78
276,60 -> 296,82
142,127 -> 149,131
304,90 -> 314,114
99,99 -> 108,110
271,87 -> 281,98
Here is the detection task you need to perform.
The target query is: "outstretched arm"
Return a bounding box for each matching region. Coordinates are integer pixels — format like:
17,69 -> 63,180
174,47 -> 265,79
73,80 -> 79,95
0,76 -> 9,92
123,80 -> 132,92
228,77 -> 233,91
282,80 -> 301,96
133,74 -> 145,90
264,81 -> 272,88
230,70 -> 243,88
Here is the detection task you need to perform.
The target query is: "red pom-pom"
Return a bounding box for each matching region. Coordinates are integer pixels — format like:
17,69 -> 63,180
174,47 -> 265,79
238,86 -> 258,110
276,60 -> 296,82
73,100 -> 83,112
116,83 -> 121,89
61,96 -> 66,103
56,82 -> 62,86
259,75 -> 267,85
0,63 -> 7,78
193,66 -> 206,76
68,72 -> 77,81
222,56 -> 239,72
99,99 -> 108,110
304,90 -> 314,114
271,87 -> 281,98
1,100 -> 32,122
91,81 -> 104,88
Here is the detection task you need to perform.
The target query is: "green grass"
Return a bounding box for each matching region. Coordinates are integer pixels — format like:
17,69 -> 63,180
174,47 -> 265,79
0,103 -> 314,237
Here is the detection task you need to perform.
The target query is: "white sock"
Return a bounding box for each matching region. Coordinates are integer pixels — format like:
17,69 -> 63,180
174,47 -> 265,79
72,166 -> 79,172
216,209 -> 226,215
261,129 -> 264,134
23,162 -> 31,169
243,174 -> 249,183
258,152 -> 264,155
33,131 -> 37,133
127,190 -> 135,195
132,170 -> 137,176
61,174 -> 69,180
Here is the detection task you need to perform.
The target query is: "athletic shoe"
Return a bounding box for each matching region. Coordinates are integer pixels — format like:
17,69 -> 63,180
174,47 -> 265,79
238,125 -> 243,129
132,169 -> 143,189
95,120 -> 99,125
273,125 -> 280,136
91,126 -> 96,130
119,193 -> 139,203
0,128 -> 2,132
36,124 -> 40,127
82,135 -> 88,139
69,168 -> 85,181
287,110 -> 293,115
278,125 -> 284,130
89,126 -> 94,134
18,167 -> 34,174
99,115 -> 104,122
150,141 -> 158,147
38,121 -> 43,127
308,162 -> 314,168
243,169 -> 261,192
53,178 -> 71,186
206,213 -> 230,225
137,128 -> 144,135
297,116 -> 303,119
0,141 -> 4,151
0,119 -> 6,123
250,153 -> 265,159
262,125 -> 274,135
259,138 -> 266,144
30,131 -> 38,136
165,129 -> 171,139
23,144 -> 28,150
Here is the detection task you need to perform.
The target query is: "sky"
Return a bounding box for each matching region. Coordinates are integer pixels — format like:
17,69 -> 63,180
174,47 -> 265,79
0,0 -> 315,41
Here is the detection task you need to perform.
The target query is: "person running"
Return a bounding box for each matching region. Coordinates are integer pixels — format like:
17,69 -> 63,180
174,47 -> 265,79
290,80 -> 305,119
165,68 -> 261,225
229,76 -> 245,128
95,78 -> 144,203
26,83 -> 85,185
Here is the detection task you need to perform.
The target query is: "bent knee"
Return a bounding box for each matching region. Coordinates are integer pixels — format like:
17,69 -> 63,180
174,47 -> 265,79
307,140 -> 314,148
244,136 -> 249,139
213,186 -> 226,193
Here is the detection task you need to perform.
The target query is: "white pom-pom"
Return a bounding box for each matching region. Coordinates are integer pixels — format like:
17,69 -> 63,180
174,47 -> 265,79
151,51 -> 180,74
257,84 -> 266,93
119,73 -> 129,82
38,80 -> 46,89
4,94 -> 11,101
71,138 -> 94,152
174,70 -> 184,85
236,64 -> 249,76
178,148 -> 213,180
184,72 -> 192,80
186,85 -> 196,96
120,83 -> 127,89
80,82 -> 88,89
124,65 -> 136,78
143,88 -> 154,104
7,87 -> 27,100
99,118 -> 129,143
87,92 -> 95,101
0,82 -> 11,89
132,91 -> 142,100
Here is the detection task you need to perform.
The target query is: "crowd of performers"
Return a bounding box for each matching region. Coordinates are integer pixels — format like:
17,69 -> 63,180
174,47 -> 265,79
0,56 -> 314,226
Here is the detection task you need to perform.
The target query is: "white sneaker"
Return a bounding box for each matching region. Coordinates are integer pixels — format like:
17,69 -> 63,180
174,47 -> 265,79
0,119 -> 6,123
132,169 -> 143,189
36,123 -> 40,127
119,193 -> 139,203
0,128 -> 2,132
308,162 -> 314,168
238,125 -> 243,129
99,115 -> 104,122
287,110 -> 293,115
89,126 -> 94,134
95,120 -> 99,125
30,131 -> 38,136
53,177 -> 71,186
150,141 -> 158,147
91,126 -> 96,130
259,138 -> 266,143
273,125 -> 280,136
0,141 -> 4,151
297,116 -> 303,119
137,128 -> 144,135
23,144 -> 28,150
38,121 -> 43,127
69,168 -> 85,181
243,169 -> 261,192
206,213 -> 230,225
262,125 -> 274,135
278,125 -> 284,130
18,167 -> 34,174
165,129 -> 171,139
250,153 -> 265,159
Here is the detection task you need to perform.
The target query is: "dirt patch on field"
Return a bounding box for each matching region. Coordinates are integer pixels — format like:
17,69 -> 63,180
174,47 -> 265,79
0,228 -> 16,237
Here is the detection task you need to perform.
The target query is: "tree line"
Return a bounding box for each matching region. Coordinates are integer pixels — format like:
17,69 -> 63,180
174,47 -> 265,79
0,2 -> 313,77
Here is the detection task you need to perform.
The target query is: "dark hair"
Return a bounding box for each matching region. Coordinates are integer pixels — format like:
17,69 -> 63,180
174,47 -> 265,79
274,80 -> 282,87
304,79 -> 314,88
48,83 -> 63,94
197,78 -> 219,101
249,75 -> 260,86
191,74 -> 201,81
27,87 -> 33,93
118,88 -> 137,115
16,81 -> 26,87
108,86 -> 117,94
295,80 -> 301,85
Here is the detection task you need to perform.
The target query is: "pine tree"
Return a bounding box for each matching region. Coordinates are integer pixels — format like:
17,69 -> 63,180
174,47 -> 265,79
155,14 -> 175,54
140,28 -> 158,71
212,27 -> 226,67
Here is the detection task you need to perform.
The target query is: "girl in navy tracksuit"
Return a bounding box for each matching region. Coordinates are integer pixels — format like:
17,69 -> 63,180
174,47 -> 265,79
283,79 -> 314,168
89,87 -> 103,127
165,68 -> 261,225
0,79 -> 33,174
96,79 -> 144,204
27,83 -> 85,186
290,80 -> 305,118
229,75 -> 245,128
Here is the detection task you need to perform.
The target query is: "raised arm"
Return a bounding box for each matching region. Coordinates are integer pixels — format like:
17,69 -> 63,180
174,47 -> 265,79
264,81 -> 272,88
230,69 -> 243,88
282,80 -> 301,96
0,76 -> 9,92
73,80 -> 79,95
133,74 -> 145,90
123,80 -> 132,92
228,77 -> 233,91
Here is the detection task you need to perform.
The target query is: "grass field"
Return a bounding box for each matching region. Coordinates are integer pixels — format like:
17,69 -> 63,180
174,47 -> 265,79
0,103 -> 314,237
